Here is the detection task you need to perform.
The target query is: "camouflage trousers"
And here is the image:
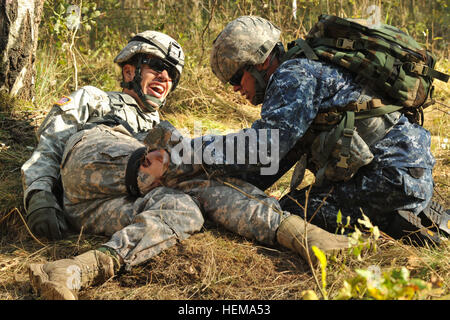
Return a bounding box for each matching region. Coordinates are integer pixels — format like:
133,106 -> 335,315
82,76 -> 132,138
62,178 -> 287,268
60,131 -> 288,268
279,163 -> 434,234
60,126 -> 288,268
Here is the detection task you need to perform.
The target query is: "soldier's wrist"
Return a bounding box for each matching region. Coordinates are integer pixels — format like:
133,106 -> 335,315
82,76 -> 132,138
27,190 -> 62,216
25,189 -> 42,210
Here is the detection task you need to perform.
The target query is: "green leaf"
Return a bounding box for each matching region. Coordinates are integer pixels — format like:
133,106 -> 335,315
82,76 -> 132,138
410,278 -> 429,290
372,226 -> 380,240
355,268 -> 372,281
336,281 -> 353,300
301,290 -> 319,300
336,209 -> 342,224
345,216 -> 351,228
399,267 -> 410,282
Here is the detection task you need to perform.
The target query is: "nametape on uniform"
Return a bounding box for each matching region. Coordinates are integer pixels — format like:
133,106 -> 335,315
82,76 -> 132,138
55,96 -> 72,106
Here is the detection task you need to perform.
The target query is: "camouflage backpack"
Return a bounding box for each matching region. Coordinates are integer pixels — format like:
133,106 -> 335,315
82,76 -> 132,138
283,14 -> 449,185
284,14 -> 449,125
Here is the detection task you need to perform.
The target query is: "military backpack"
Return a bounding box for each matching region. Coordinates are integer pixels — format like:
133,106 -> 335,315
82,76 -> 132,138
284,14 -> 449,125
283,14 -> 449,186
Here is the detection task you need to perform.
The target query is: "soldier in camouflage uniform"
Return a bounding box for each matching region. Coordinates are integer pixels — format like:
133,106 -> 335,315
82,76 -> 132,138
153,16 -> 448,244
21,30 -> 185,241
23,31 -> 194,299
28,121 -> 350,300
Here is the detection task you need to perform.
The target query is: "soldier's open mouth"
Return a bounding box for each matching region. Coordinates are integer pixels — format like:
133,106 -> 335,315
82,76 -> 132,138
147,84 -> 166,98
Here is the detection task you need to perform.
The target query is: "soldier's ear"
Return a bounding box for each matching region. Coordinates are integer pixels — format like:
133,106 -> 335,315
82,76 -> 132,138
255,54 -> 273,71
122,64 -> 136,82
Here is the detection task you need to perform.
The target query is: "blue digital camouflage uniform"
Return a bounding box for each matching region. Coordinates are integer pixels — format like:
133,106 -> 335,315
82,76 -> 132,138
61,125 -> 288,268
274,59 -> 435,232
20,85 -> 159,209
158,58 -> 435,233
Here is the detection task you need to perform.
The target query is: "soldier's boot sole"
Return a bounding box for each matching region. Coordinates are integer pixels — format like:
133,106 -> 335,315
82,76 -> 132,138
388,201 -> 449,245
28,264 -> 77,300
422,201 -> 449,235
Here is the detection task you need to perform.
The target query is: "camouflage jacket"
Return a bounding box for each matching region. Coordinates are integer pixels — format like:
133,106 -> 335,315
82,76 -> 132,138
151,58 -> 435,186
61,125 -> 144,203
21,85 -> 159,209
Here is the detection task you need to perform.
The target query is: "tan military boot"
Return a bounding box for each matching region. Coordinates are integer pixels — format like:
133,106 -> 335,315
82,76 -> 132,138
276,215 -> 350,265
28,249 -> 119,300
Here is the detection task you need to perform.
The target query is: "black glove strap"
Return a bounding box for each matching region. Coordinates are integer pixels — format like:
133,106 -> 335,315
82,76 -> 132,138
125,147 -> 147,197
26,190 -> 62,218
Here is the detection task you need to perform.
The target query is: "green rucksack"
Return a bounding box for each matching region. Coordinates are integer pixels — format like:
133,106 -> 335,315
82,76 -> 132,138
283,14 -> 449,178
284,14 -> 449,125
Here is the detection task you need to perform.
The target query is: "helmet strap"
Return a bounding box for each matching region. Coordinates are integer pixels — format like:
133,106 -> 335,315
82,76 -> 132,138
247,66 -> 269,105
246,50 -> 281,105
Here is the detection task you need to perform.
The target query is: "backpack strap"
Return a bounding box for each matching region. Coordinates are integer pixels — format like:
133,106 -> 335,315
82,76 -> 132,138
312,111 -> 354,170
335,111 -> 355,169
406,62 -> 450,82
88,113 -> 137,136
283,38 -> 318,62
312,103 -> 403,170
354,104 -> 403,119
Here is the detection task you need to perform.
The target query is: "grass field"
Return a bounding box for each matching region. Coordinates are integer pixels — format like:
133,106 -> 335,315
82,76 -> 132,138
0,48 -> 449,300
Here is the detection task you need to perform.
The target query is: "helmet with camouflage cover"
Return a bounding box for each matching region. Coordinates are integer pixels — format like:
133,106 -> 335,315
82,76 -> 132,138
114,31 -> 185,111
210,16 -> 281,85
115,30 -> 184,89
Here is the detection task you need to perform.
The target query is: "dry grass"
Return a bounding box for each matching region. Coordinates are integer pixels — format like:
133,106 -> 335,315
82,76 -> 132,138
0,52 -> 449,300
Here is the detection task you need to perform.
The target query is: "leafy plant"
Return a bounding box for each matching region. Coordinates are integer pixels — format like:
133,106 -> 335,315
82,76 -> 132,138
349,214 -> 381,260
311,213 -> 382,299
336,266 -> 444,300
312,245 -> 328,299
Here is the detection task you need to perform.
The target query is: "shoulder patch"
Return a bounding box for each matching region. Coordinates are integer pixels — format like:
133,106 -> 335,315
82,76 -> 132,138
55,96 -> 72,106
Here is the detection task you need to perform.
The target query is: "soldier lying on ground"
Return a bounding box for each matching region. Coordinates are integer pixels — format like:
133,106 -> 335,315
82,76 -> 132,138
21,30 -> 185,241
27,122 -> 351,300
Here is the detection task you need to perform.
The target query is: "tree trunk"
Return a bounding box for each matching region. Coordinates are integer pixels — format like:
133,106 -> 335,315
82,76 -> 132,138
0,0 -> 44,101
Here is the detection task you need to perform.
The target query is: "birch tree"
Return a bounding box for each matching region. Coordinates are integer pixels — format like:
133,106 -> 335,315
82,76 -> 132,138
0,0 -> 44,101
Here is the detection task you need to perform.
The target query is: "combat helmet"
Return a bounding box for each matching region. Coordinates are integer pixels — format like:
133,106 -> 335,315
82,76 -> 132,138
210,16 -> 282,105
114,31 -> 185,110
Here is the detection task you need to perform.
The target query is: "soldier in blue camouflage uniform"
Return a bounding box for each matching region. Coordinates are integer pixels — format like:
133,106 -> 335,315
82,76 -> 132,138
155,15 -> 448,243
21,31 -> 185,241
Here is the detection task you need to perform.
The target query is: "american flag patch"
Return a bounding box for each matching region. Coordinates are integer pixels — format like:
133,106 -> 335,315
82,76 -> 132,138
55,96 -> 72,106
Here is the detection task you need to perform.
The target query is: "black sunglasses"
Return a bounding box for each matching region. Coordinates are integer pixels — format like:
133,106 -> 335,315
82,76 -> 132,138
142,57 -> 179,84
229,67 -> 245,86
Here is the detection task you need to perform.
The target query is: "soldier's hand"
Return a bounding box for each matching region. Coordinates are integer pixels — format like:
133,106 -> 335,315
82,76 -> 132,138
143,120 -> 182,151
26,190 -> 69,241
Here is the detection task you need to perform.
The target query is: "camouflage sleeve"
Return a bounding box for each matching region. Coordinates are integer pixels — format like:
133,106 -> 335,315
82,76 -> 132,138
186,59 -> 368,180
160,63 -> 320,181
20,86 -> 111,209
143,120 -> 207,185
140,64 -> 321,184
144,60 -> 366,185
